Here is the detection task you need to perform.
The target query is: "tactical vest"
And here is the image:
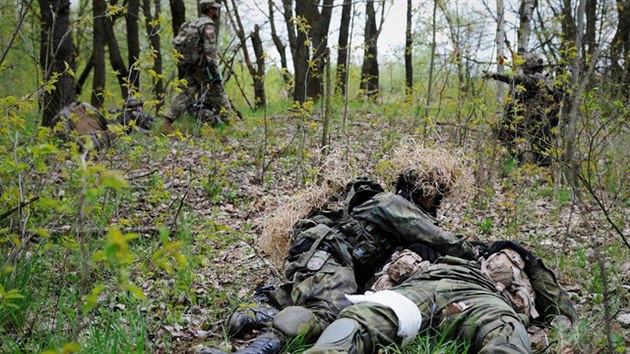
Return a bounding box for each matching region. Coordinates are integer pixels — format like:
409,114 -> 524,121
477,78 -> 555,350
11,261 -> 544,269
288,177 -> 397,287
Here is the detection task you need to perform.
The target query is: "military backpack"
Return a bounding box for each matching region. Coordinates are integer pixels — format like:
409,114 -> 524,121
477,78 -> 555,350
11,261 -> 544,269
172,17 -> 213,66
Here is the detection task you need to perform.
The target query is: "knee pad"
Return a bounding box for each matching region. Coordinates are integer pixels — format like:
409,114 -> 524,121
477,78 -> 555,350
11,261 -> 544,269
309,318 -> 363,352
272,306 -> 321,339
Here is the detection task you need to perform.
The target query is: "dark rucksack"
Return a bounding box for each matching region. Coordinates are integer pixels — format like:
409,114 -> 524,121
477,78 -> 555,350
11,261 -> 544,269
172,17 -> 213,66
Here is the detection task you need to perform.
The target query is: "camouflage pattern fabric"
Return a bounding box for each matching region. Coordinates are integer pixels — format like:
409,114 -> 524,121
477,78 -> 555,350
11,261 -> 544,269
481,249 -> 539,319
484,54 -> 561,166
305,256 -> 574,354
164,15 -> 230,122
58,102 -> 112,150
269,190 -> 478,341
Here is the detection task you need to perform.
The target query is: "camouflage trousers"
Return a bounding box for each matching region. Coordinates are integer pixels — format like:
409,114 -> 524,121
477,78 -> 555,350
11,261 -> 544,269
164,67 -> 230,122
270,255 -> 358,337
305,265 -> 531,354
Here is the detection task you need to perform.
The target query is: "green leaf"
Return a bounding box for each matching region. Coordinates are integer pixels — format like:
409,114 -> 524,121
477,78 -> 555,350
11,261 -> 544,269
99,170 -> 129,191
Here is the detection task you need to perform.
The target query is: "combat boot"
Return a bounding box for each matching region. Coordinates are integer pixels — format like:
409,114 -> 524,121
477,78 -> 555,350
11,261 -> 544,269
201,329 -> 285,354
161,117 -> 175,134
228,305 -> 279,338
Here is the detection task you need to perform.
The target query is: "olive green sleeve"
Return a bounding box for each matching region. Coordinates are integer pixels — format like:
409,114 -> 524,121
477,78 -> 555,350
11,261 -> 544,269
525,258 -> 577,323
352,193 -> 476,260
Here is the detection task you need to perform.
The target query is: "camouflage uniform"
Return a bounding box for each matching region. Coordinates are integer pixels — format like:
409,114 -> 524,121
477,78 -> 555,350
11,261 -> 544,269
114,96 -> 154,133
484,53 -> 562,166
163,0 -> 230,129
267,178 -> 476,339
57,101 -> 112,150
305,256 -> 576,354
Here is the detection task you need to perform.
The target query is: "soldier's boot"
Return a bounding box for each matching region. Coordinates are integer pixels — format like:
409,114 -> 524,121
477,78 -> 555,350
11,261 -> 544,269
228,305 -> 279,338
303,318 -> 369,354
161,117 -> 175,134
201,329 -> 285,354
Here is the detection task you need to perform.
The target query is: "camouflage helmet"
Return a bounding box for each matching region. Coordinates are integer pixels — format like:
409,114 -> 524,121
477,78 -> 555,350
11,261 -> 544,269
125,96 -> 143,109
521,52 -> 544,73
200,0 -> 221,12
393,168 -> 452,217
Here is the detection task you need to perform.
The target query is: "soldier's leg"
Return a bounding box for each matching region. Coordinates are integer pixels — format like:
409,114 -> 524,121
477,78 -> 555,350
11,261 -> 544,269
205,83 -> 231,123
162,75 -> 200,132
306,279 -> 437,353
272,259 -> 357,341
432,282 -> 531,354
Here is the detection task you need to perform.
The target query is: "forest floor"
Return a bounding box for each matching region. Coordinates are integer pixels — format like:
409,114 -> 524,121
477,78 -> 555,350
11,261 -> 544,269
2,105 -> 629,353
124,109 -> 629,353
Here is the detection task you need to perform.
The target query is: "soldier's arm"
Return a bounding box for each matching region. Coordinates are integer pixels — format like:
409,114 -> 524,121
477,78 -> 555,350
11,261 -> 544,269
525,258 -> 577,324
483,72 -> 539,89
352,193 -> 476,260
201,23 -> 221,79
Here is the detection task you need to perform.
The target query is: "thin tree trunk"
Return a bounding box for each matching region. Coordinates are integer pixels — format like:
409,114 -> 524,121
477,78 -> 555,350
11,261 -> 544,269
169,0 -> 185,79
251,25 -> 267,108
405,0 -> 413,96
268,0 -> 291,90
517,0 -> 537,54
126,0 -> 141,94
101,1 -> 130,100
91,0 -> 106,107
425,0 -> 438,118
496,0 -> 506,105
336,0 -> 352,95
38,0 -> 76,126
585,0 -> 596,55
361,0 -> 380,100
143,0 -> 165,109
226,0 -> 266,109
563,0 -> 586,181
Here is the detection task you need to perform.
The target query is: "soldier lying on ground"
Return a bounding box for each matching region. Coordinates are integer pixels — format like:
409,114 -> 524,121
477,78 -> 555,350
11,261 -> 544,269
56,101 -> 113,150
109,96 -> 154,133
304,240 -> 576,354
203,170 -> 478,354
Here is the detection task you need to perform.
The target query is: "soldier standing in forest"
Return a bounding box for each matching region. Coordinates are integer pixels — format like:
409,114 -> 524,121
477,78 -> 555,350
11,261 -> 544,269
161,0 -> 231,134
484,52 -> 563,166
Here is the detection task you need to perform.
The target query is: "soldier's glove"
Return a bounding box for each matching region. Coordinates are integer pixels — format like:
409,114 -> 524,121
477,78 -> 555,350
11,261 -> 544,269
340,220 -> 362,237
487,240 -> 537,263
406,242 -> 441,263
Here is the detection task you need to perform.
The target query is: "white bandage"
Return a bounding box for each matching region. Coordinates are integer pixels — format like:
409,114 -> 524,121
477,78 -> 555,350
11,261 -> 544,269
346,290 -> 421,346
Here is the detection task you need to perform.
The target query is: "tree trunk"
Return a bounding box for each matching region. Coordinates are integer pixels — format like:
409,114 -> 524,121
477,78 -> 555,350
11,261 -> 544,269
561,0 -> 576,52
495,0 -> 506,105
169,0 -> 185,79
610,0 -> 630,91
225,0 -> 266,109
251,25 -> 267,108
91,0 -> 106,107
360,0 -> 380,100
126,0 -> 141,94
100,0 -> 130,100
38,0 -> 76,126
291,0 -> 334,102
268,0 -> 291,90
143,0 -> 165,109
425,0 -> 438,117
335,0 -> 352,95
585,0 -> 596,55
169,0 -> 185,36
517,0 -> 537,54
405,0 -> 413,96
563,0 -> 587,182
306,0 -> 334,100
